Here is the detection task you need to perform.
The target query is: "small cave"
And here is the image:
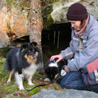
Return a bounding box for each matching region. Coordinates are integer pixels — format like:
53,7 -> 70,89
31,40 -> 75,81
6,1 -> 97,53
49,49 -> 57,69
42,22 -> 71,62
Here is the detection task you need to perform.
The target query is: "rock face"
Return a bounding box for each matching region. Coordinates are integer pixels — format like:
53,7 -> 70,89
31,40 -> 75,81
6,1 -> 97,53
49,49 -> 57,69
0,4 -> 29,48
51,0 -> 98,22
9,6 -> 29,38
0,0 -> 98,48
31,89 -> 98,98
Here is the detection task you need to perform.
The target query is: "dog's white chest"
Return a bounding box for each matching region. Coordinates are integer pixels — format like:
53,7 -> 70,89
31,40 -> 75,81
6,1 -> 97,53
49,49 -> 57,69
22,64 -> 37,75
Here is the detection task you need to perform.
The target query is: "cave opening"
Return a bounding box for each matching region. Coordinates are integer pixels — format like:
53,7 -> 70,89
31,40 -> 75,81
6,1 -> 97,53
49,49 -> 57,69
42,22 -> 71,62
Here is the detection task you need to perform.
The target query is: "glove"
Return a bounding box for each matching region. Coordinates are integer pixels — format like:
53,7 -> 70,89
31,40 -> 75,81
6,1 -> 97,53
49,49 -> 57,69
60,65 -> 67,78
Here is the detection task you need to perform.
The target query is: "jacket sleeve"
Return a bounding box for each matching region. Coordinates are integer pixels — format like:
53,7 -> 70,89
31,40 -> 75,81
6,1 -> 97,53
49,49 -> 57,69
67,34 -> 98,72
59,39 -> 75,60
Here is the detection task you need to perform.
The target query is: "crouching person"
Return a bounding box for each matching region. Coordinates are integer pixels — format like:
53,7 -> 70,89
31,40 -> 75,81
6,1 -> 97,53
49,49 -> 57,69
50,3 -> 98,93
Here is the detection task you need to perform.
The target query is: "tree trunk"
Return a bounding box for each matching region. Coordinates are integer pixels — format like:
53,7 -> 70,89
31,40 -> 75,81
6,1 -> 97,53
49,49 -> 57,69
29,0 -> 43,49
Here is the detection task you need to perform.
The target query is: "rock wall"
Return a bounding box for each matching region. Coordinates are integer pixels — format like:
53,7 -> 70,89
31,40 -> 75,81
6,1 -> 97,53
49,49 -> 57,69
0,1 -> 30,48
0,6 -> 9,47
51,0 -> 98,22
0,0 -> 98,48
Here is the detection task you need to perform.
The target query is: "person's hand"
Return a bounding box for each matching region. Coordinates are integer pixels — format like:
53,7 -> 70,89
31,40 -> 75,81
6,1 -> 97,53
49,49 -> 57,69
64,66 -> 69,73
60,66 -> 67,77
50,55 -> 63,62
60,66 -> 69,77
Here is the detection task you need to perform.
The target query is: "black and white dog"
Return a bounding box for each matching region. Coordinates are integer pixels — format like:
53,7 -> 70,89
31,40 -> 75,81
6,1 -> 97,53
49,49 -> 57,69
44,59 -> 67,83
5,42 -> 42,90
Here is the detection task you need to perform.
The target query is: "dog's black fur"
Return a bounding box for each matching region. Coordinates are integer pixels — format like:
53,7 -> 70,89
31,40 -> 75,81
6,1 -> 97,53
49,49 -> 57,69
5,42 -> 42,90
44,59 -> 67,83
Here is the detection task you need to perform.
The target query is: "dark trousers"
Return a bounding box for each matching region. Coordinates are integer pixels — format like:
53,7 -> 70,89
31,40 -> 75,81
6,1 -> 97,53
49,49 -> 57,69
60,71 -> 98,93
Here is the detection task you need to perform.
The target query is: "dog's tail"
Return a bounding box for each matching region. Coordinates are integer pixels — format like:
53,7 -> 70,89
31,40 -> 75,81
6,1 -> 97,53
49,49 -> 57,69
4,60 -> 9,72
4,60 -> 12,73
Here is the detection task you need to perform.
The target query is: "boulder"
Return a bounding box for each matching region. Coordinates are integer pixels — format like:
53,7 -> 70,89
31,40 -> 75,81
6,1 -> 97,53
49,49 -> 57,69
0,5 -> 29,48
31,89 -> 98,98
51,0 -> 98,22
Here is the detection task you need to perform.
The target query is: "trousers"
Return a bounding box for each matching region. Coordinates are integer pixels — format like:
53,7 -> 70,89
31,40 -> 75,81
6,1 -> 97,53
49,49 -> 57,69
60,71 -> 98,93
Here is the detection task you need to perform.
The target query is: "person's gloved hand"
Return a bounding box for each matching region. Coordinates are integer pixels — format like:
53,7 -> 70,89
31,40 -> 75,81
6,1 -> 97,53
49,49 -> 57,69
60,65 -> 67,77
60,65 -> 69,78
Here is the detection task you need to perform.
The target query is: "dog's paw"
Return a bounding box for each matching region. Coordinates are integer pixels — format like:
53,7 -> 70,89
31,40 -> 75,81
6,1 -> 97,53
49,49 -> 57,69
7,79 -> 11,83
44,78 -> 50,82
19,74 -> 24,79
19,87 -> 25,90
28,82 -> 34,86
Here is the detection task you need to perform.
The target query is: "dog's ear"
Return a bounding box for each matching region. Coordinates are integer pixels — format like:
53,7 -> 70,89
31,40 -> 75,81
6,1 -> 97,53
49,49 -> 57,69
30,41 -> 38,47
20,43 -> 28,52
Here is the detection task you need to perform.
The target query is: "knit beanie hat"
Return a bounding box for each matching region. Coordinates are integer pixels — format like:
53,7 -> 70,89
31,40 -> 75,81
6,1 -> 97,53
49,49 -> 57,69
66,3 -> 88,20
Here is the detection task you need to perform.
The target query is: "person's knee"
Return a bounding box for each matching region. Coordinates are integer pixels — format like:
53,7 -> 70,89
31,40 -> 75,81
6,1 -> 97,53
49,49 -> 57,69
60,79 -> 71,89
60,81 -> 66,88
60,71 -> 82,89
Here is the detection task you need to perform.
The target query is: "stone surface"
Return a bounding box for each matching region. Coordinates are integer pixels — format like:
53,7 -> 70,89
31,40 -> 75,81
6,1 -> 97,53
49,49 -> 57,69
0,0 -> 98,47
0,5 -> 29,48
0,30 -> 9,48
31,89 -> 98,98
51,0 -> 98,22
9,5 -> 29,38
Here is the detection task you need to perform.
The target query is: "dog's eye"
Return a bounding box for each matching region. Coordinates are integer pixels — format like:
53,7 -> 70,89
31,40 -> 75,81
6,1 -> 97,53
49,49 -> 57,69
29,51 -> 31,53
28,51 -> 32,54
